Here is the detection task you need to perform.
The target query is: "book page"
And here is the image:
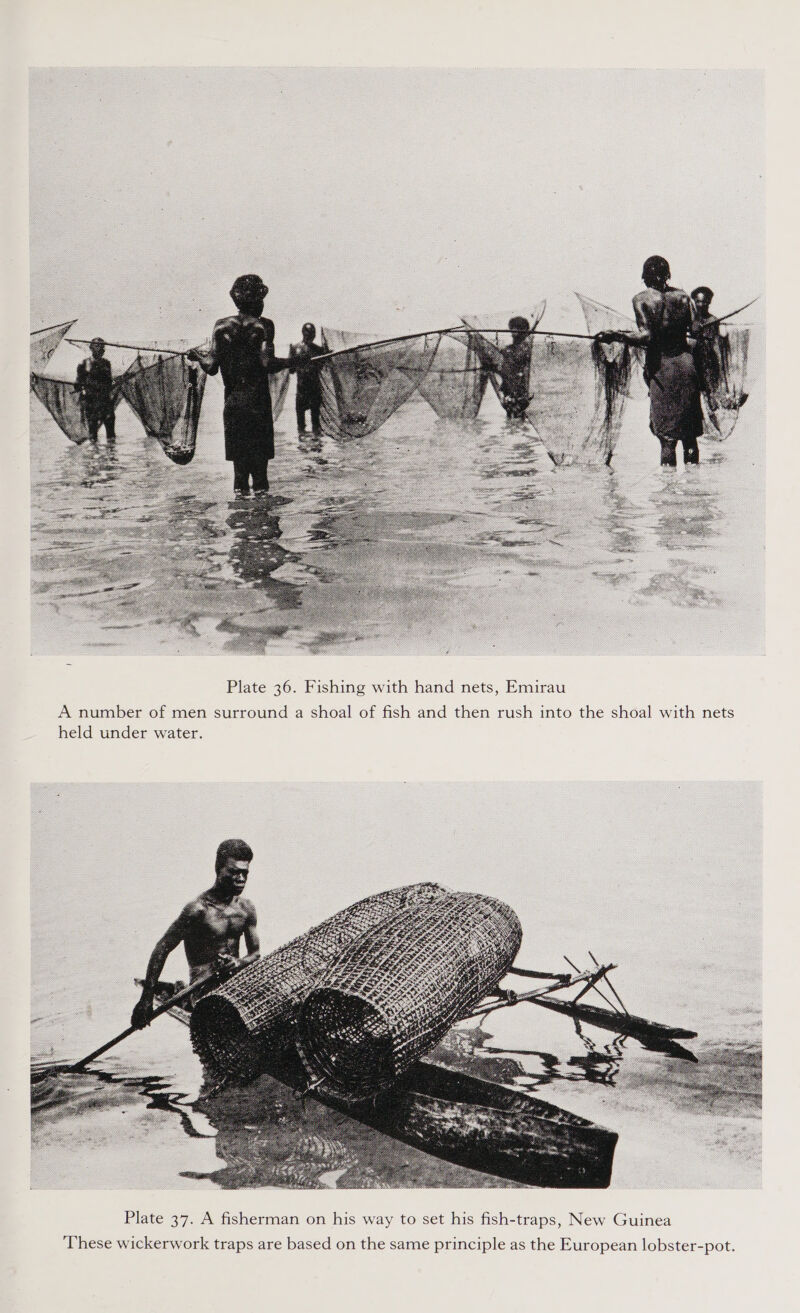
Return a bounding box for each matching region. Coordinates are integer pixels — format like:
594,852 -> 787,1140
6,4 -> 796,1312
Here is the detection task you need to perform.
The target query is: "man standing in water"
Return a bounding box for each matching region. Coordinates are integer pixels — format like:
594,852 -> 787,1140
189,275 -> 292,495
289,322 -> 325,435
499,316 -> 533,418
597,256 -> 703,466
130,839 -> 260,1029
74,336 -> 116,441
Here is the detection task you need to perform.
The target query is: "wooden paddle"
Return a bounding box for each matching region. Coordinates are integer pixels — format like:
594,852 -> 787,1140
69,971 -> 215,1071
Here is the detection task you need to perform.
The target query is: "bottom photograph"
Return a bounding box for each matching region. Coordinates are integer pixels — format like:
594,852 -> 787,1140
30,781 -> 761,1190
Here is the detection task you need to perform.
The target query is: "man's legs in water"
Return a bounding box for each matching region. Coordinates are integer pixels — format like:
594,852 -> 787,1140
681,434 -> 700,464
659,437 -> 678,467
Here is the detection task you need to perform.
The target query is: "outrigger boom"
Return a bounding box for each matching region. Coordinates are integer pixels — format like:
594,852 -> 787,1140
466,957 -> 698,1048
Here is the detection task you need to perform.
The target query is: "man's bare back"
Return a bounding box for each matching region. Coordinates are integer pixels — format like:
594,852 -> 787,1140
131,839 -> 260,1028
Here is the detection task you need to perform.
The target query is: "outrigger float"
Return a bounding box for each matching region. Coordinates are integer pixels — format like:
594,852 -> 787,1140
72,955 -> 696,1191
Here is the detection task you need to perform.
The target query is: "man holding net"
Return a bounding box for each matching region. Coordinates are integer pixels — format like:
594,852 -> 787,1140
74,337 -> 116,441
596,256 -> 703,467
499,316 -> 533,418
130,838 -> 260,1029
188,275 -> 292,494
289,322 -> 325,436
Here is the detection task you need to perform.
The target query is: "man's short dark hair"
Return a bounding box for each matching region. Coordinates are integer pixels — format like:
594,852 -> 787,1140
691,286 -> 714,302
642,255 -> 671,286
230,275 -> 268,312
508,316 -> 530,333
215,838 -> 254,873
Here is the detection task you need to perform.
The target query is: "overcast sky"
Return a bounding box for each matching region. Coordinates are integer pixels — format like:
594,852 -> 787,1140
30,67 -> 764,344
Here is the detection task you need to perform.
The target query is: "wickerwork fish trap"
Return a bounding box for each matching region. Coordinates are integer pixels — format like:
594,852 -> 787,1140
189,882 -> 449,1084
296,891 -> 522,1100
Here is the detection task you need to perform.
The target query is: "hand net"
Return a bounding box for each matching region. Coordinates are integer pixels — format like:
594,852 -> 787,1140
121,351 -> 207,464
30,320 -> 76,373
318,328 -> 440,438
30,371 -> 127,445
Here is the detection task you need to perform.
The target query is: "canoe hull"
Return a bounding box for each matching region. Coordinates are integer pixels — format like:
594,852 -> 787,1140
146,981 -> 617,1188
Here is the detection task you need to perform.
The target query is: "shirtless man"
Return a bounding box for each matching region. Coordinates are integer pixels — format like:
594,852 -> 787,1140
130,838 -> 260,1028
188,275 -> 292,494
499,316 -> 533,418
597,256 -> 703,466
75,337 -> 116,441
289,322 -> 325,435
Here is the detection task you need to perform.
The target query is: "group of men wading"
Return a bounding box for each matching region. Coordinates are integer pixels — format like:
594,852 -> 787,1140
77,256 -> 727,486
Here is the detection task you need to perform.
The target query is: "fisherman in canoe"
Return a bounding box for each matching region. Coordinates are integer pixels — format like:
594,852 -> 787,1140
130,838 -> 260,1029
74,337 -> 116,441
188,275 -> 293,495
289,322 -> 325,436
596,256 -> 703,466
499,316 -> 533,418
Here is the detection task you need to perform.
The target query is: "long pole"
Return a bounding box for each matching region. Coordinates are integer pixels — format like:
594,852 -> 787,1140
67,338 -> 186,357
312,323 -> 599,366
32,318 -> 77,336
69,972 -> 214,1071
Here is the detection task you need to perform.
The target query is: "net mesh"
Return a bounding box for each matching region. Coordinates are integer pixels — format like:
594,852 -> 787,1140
459,303 -> 546,416
30,321 -> 76,373
297,891 -> 522,1099
525,335 -> 632,466
189,882 -> 449,1084
696,324 -> 751,439
318,328 -> 440,438
269,368 -> 291,422
417,332 -> 490,420
30,371 -> 127,445
120,351 -> 207,464
576,293 -> 647,398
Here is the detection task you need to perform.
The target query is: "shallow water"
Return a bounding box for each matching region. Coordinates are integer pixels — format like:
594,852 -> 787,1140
31,389 -> 764,655
30,783 -> 761,1190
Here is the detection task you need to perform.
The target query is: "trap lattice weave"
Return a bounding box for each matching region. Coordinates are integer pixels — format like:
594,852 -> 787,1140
189,882 -> 449,1082
296,891 -> 522,1099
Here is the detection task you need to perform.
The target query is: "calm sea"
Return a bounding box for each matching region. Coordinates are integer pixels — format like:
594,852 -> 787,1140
30,380 -> 763,656
30,783 -> 761,1191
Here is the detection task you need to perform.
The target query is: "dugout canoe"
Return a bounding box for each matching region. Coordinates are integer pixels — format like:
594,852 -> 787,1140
143,980 -> 618,1188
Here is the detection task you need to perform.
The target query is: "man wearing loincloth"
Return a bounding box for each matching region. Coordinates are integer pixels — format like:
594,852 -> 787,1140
499,316 -> 533,418
130,838 -> 260,1028
74,337 -> 116,441
189,275 -> 292,494
289,322 -> 325,435
597,256 -> 703,466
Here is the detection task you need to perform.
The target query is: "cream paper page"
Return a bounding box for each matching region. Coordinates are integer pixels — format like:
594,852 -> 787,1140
6,3 -> 798,1312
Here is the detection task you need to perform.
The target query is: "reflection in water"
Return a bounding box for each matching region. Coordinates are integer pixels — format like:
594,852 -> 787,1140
31,399 -> 762,654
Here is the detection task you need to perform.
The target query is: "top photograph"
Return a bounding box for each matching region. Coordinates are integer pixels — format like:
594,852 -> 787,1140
29,68 -> 764,657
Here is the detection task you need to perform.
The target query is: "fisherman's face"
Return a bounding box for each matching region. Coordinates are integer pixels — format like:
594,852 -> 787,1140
694,292 -> 711,316
218,857 -> 250,894
302,326 -> 315,343
90,342 -> 105,360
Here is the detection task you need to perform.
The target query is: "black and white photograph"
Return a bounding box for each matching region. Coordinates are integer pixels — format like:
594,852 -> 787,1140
31,782 -> 761,1191
30,68 -> 764,657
